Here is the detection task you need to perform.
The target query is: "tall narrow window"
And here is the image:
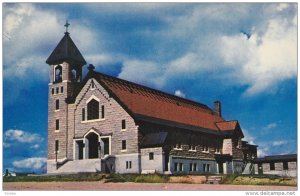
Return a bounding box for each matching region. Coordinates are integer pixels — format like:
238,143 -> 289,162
122,119 -> 126,129
55,100 -> 59,110
56,87 -> 59,94
82,108 -> 85,121
283,162 -> 289,170
126,161 -> 132,169
179,163 -> 183,171
122,140 -> 127,150
87,99 -> 99,120
55,119 -> 59,130
52,88 -> 54,95
149,152 -> 154,160
61,86 -> 63,93
193,163 -> 197,171
101,105 -> 105,119
174,163 -> 178,171
270,162 -> 275,170
55,140 -> 59,152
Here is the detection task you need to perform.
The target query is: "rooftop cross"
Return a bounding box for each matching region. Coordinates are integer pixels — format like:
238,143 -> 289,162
64,20 -> 70,33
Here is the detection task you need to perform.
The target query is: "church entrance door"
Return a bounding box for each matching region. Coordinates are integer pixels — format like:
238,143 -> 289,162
86,132 -> 99,159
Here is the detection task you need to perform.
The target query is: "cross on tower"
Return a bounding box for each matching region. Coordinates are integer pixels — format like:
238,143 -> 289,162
64,20 -> 70,33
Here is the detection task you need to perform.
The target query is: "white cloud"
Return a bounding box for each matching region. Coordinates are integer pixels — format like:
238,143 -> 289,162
257,147 -> 268,158
174,90 -> 185,98
242,128 -> 256,145
4,129 -> 43,143
118,59 -> 165,88
219,16 -> 296,96
13,157 -> 46,169
3,3 -> 101,105
3,142 -> 11,148
272,140 -> 288,146
30,144 -> 40,149
265,122 -> 278,130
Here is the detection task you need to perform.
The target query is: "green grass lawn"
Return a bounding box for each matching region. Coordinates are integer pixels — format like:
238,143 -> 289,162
3,173 -> 297,186
3,173 -> 105,182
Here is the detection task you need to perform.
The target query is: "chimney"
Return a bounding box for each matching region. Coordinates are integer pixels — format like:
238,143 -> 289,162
214,101 -> 222,117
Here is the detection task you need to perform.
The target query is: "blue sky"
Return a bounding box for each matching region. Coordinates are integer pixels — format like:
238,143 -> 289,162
3,3 -> 297,173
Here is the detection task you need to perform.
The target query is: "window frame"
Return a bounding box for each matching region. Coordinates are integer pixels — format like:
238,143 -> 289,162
270,162 -> 275,170
101,105 -> 105,119
55,140 -> 59,152
121,140 -> 127,151
55,119 -> 59,131
283,162 -> 289,170
149,152 -> 154,160
121,119 -> 126,130
55,99 -> 59,110
87,99 -> 100,120
82,108 -> 85,121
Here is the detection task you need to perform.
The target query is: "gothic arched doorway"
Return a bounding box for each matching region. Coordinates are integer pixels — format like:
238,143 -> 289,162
86,132 -> 99,159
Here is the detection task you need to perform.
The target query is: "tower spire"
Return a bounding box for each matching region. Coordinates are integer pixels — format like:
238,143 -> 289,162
64,20 -> 70,34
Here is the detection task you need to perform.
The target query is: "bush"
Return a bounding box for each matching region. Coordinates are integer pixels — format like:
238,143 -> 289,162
105,174 -> 169,183
135,174 -> 169,183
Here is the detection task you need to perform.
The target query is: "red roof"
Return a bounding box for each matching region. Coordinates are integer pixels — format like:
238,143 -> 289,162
216,121 -> 238,131
92,72 -> 231,132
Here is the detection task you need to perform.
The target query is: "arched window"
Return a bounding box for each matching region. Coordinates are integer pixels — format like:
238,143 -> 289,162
54,65 -> 62,83
87,99 -> 99,120
71,69 -> 77,82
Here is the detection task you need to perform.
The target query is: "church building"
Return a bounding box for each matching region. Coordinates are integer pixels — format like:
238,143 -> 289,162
46,26 -> 257,174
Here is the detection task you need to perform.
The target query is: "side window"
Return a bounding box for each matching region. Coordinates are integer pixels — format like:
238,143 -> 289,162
101,105 -> 105,119
82,108 -> 85,121
55,119 -> 59,130
55,140 -> 59,152
55,100 -> 59,110
270,162 -> 275,170
122,119 -> 126,130
149,152 -> 154,160
121,140 -> 127,151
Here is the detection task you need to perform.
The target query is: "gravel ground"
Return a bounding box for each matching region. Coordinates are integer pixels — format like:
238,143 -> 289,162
3,181 -> 297,191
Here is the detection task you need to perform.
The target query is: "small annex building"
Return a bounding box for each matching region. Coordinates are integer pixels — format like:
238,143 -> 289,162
253,154 -> 297,177
46,28 -> 257,174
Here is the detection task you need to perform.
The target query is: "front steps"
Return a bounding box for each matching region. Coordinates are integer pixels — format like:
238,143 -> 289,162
50,159 -> 101,174
206,176 -> 223,184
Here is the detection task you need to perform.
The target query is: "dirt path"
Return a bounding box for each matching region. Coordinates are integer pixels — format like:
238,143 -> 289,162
3,181 -> 297,191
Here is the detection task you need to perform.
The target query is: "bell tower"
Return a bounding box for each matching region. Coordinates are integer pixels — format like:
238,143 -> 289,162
46,21 -> 86,169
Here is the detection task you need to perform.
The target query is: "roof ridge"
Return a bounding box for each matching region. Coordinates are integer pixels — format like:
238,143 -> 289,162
93,71 -> 214,112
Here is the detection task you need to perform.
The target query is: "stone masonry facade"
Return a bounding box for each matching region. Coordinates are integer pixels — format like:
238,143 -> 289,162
46,31 -> 257,174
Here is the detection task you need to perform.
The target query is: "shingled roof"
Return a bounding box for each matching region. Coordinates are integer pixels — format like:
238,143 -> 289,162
81,70 -> 241,134
46,32 -> 86,66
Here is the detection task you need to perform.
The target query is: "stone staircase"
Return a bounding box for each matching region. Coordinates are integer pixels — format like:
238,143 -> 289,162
56,159 -> 101,173
206,176 -> 223,184
242,162 -> 254,175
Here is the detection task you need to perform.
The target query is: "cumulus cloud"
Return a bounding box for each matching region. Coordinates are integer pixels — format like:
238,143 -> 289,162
4,129 -> 43,143
272,140 -> 288,146
242,128 -> 256,145
174,90 -> 186,98
13,157 -> 46,169
3,3 -> 101,105
115,3 -> 297,96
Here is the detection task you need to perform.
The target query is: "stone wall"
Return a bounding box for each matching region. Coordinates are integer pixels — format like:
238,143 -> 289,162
170,157 -> 217,174
139,123 -> 224,160
141,147 -> 164,173
73,79 -> 139,156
